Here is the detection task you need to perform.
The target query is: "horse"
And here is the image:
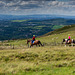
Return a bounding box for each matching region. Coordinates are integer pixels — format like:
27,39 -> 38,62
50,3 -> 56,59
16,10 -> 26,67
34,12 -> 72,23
27,40 -> 43,48
62,39 -> 75,47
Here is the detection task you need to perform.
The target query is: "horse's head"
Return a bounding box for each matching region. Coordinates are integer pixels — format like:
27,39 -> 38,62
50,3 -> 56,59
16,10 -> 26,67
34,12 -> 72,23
27,40 -> 31,44
27,40 -> 29,44
62,39 -> 66,44
63,39 -> 65,42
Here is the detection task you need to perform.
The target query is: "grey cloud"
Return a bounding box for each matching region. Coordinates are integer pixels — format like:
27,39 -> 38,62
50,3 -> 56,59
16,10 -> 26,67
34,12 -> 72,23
19,4 -> 41,9
1,1 -> 42,11
6,3 -> 41,9
21,0 -> 56,1
0,0 -> 56,2
68,1 -> 75,5
0,0 -> 21,4
69,0 -> 75,1
0,3 -> 4,7
0,1 -> 6,7
4,0 -> 45,9
0,0 -> 75,15
0,0 -> 18,1
0,0 -> 56,7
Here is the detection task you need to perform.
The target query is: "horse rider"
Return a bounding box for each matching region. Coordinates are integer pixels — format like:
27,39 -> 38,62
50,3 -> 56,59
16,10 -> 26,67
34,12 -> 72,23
31,35 -> 35,44
67,34 -> 71,43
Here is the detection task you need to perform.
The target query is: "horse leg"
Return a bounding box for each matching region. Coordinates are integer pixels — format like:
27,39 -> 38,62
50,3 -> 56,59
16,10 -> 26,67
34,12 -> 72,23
36,44 -> 37,47
30,44 -> 33,48
65,43 -> 66,47
38,44 -> 40,47
30,45 -> 31,48
71,43 -> 73,47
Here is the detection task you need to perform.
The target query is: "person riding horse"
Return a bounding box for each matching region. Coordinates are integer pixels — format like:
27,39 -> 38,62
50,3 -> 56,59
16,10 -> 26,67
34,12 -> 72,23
31,35 -> 35,44
27,35 -> 44,48
67,34 -> 71,43
27,39 -> 43,48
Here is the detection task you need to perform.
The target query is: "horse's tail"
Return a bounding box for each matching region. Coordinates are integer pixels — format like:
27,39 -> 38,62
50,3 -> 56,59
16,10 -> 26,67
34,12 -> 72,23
73,39 -> 75,44
38,41 -> 44,46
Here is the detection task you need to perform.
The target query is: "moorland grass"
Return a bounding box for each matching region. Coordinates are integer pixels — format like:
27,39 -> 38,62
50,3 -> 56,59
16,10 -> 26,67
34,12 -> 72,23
0,26 -> 75,75
0,46 -> 75,75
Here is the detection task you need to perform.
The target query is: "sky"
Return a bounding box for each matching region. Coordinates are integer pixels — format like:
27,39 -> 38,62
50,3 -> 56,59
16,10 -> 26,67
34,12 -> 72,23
0,0 -> 75,16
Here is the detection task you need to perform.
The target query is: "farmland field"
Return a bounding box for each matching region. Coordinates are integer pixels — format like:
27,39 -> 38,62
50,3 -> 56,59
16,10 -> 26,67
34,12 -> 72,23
0,18 -> 75,40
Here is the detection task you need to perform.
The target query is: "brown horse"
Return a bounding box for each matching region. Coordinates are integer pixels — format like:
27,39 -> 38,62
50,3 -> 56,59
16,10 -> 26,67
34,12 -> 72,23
27,40 -> 43,48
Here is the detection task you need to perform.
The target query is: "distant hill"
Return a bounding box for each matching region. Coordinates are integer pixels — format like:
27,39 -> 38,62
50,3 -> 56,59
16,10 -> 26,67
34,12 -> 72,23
44,25 -> 75,36
0,14 -> 75,20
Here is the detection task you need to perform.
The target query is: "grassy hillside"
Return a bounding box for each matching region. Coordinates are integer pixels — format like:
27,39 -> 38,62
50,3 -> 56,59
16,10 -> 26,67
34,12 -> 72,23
0,25 -> 75,75
44,25 -> 75,36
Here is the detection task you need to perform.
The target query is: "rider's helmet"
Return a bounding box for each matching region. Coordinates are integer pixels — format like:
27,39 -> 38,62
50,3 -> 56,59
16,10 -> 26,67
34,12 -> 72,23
68,34 -> 70,36
33,35 -> 35,37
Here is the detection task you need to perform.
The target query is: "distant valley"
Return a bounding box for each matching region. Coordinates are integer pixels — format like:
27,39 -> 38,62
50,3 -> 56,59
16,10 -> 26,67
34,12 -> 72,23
0,14 -> 75,40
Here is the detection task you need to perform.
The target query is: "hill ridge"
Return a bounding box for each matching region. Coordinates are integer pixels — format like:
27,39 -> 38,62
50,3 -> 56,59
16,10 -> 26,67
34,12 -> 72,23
43,24 -> 75,36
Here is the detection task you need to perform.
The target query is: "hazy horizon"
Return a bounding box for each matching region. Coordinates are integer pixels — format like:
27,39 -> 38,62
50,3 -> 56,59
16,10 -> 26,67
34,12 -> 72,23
1,13 -> 75,18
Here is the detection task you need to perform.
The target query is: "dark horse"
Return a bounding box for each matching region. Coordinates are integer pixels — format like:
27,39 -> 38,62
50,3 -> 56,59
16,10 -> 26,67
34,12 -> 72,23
27,40 -> 43,48
62,39 -> 75,46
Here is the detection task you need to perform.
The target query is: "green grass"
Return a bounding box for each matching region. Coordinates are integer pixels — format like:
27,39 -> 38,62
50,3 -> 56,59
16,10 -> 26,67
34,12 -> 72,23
12,19 -> 32,22
44,25 -> 75,36
15,67 -> 75,75
52,25 -> 64,29
33,26 -> 46,29
0,25 -> 75,75
0,46 -> 75,75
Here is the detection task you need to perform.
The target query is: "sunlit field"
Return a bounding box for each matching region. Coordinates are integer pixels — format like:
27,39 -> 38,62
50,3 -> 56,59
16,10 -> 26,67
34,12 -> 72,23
0,25 -> 75,75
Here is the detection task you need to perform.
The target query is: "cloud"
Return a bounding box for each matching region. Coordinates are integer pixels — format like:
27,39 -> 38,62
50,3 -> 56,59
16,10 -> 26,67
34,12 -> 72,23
68,1 -> 75,5
0,1 -> 5,7
20,0 -> 56,1
1,0 -> 56,2
19,4 -> 41,9
0,0 -> 75,15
